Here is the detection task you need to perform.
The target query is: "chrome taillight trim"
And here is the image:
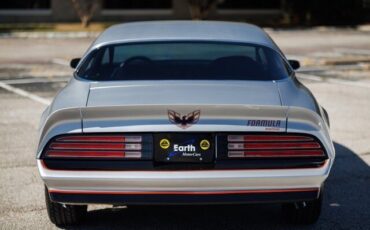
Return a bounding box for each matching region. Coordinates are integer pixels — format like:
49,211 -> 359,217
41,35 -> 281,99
44,134 -> 148,160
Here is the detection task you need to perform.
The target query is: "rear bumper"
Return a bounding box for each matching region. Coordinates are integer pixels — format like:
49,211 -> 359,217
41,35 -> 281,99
48,188 -> 319,205
39,160 -> 330,205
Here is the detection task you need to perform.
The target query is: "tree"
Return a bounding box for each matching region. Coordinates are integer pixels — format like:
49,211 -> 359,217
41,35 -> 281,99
70,0 -> 101,28
187,0 -> 224,20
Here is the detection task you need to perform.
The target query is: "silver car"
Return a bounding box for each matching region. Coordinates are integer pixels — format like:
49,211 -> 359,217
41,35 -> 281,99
37,21 -> 335,227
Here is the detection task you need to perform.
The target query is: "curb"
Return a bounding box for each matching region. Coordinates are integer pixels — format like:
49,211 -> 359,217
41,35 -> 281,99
0,31 -> 100,39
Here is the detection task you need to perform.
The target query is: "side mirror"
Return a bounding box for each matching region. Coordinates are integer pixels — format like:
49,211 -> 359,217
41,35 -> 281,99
288,59 -> 300,70
70,58 -> 81,69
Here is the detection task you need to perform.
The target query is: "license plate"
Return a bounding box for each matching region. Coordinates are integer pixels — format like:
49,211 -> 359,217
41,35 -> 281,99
154,133 -> 214,163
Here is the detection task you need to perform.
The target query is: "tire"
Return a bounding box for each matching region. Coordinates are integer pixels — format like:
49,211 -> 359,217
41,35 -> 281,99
44,186 -> 87,227
282,191 -> 322,225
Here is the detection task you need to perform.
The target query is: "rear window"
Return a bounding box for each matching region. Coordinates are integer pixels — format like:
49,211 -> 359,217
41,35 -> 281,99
77,42 -> 291,81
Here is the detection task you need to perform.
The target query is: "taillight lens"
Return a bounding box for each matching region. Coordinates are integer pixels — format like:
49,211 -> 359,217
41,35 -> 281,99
227,134 -> 325,158
44,135 -> 147,159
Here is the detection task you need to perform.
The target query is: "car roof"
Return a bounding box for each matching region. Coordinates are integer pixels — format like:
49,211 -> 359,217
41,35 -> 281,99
90,21 -> 280,52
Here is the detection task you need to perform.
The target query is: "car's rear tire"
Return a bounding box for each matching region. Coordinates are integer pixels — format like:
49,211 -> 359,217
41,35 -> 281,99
44,187 -> 87,227
282,190 -> 322,225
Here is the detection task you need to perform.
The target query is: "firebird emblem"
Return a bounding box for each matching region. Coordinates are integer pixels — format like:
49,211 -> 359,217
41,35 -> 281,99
168,110 -> 201,129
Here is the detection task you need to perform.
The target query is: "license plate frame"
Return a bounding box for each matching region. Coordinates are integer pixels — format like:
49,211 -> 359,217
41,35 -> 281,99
154,133 -> 214,163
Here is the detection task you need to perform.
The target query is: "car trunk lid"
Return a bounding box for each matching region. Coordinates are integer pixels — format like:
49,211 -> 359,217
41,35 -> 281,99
82,81 -> 287,132
87,81 -> 282,107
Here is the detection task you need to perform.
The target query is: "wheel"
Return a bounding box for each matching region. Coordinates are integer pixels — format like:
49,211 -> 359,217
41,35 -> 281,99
44,186 -> 87,227
282,191 -> 322,225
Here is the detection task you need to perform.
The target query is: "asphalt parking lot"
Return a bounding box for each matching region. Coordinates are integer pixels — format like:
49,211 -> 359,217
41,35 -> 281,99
0,29 -> 369,229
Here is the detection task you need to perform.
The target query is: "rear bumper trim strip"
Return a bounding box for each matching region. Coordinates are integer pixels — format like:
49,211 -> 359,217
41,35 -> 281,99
49,188 -> 318,195
48,188 -> 319,205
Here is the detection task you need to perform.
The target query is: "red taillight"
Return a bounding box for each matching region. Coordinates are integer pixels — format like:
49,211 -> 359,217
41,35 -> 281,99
44,135 -> 144,159
49,143 -> 141,151
56,135 -> 142,143
228,135 -> 313,142
227,134 -> 325,158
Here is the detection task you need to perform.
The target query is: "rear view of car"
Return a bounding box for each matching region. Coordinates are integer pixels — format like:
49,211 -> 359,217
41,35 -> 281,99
37,21 -> 335,227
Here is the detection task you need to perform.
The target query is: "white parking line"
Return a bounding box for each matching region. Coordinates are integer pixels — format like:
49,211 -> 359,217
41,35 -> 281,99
52,58 -> 70,67
298,73 -> 370,89
0,82 -> 51,105
297,73 -> 323,82
0,71 -> 368,106
335,48 -> 370,56
1,77 -> 69,85
326,78 -> 370,89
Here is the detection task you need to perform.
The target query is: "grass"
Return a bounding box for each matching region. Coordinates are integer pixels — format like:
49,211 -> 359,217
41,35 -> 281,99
0,22 -> 115,33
